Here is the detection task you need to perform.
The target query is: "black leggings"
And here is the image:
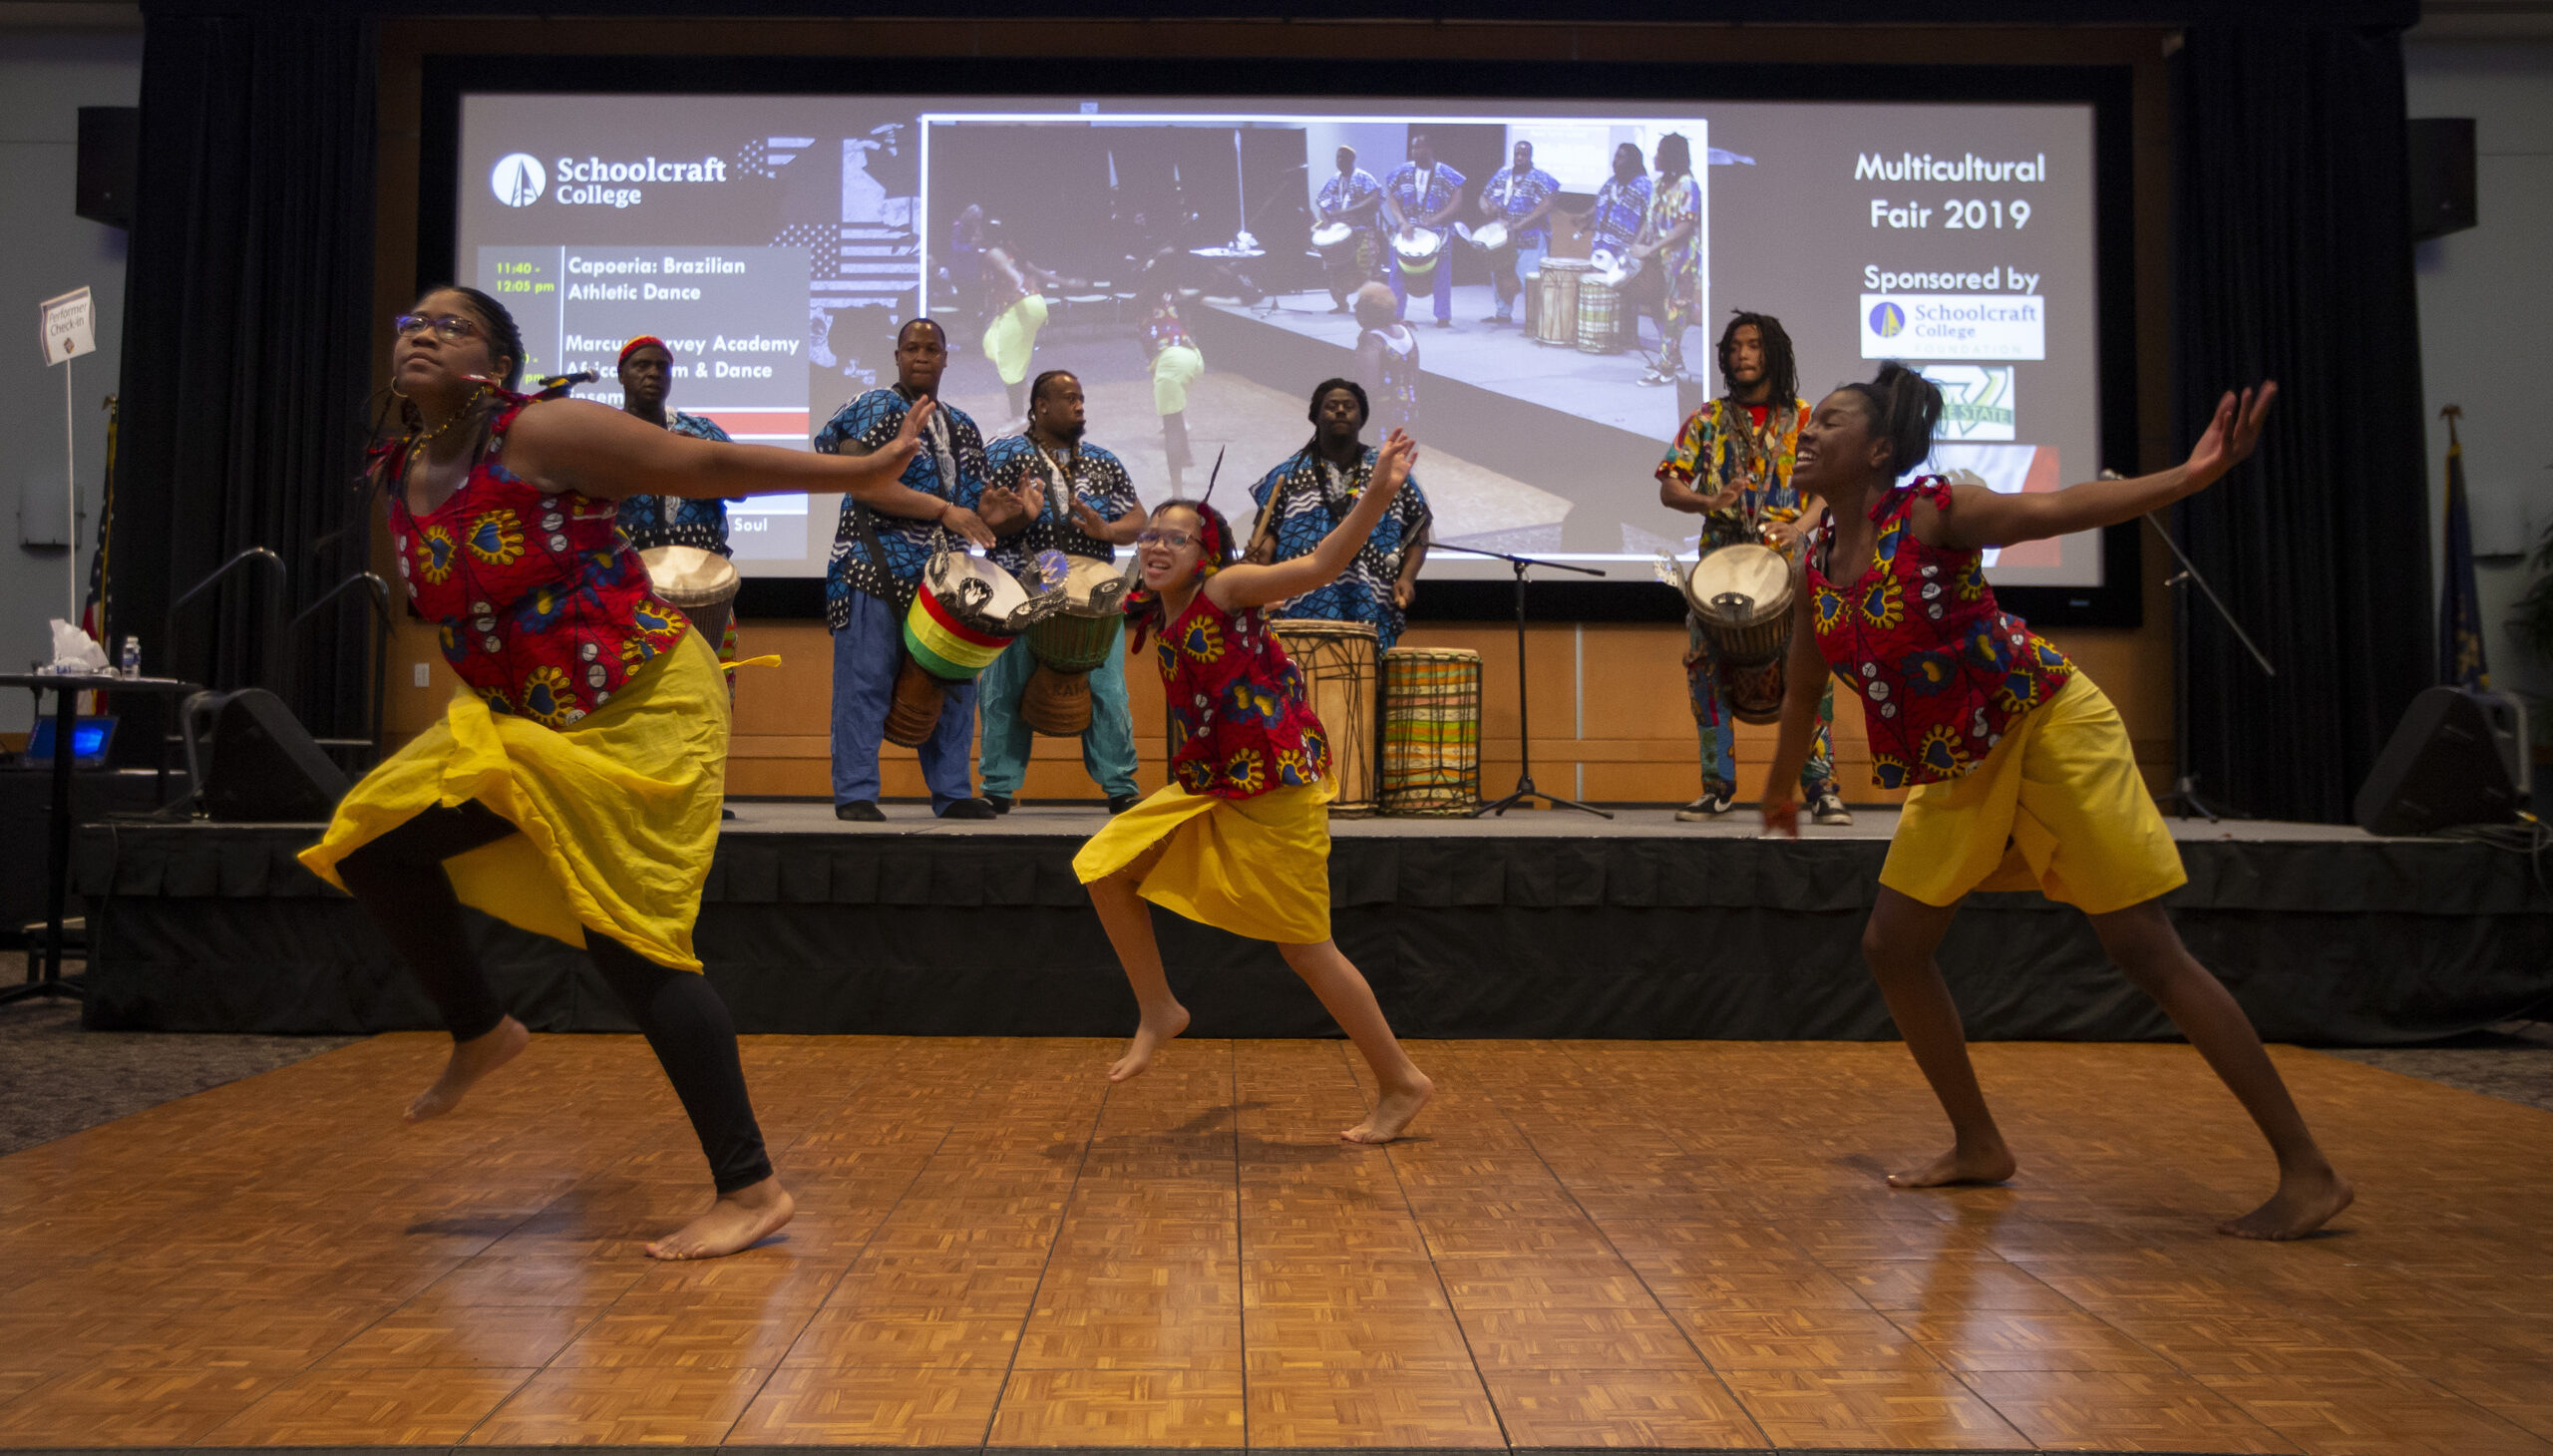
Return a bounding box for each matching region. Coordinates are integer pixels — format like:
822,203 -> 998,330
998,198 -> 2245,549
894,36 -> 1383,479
336,802 -> 772,1194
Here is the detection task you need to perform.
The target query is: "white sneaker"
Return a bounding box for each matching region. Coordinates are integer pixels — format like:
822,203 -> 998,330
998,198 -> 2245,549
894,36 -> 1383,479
1809,791 -> 1854,826
1675,789 -> 1735,822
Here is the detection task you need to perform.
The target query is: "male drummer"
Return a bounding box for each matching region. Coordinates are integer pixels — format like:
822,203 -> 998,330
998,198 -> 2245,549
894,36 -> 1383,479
1565,143 -> 1651,350
1314,145 -> 1385,314
1247,378 -> 1433,650
1476,139 -> 1560,327
1381,131 -> 1466,329
975,371 -> 1146,815
613,335 -> 743,692
1656,311 -> 1848,824
813,318 -> 999,822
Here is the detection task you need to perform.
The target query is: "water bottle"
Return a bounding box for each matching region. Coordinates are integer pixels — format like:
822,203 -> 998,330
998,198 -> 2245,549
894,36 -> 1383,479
120,636 -> 141,680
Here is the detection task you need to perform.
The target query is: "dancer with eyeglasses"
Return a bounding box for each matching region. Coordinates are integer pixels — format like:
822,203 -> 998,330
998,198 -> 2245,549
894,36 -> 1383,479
301,286 -> 939,1260
1072,432 -> 1433,1143
1758,363 -> 2351,1240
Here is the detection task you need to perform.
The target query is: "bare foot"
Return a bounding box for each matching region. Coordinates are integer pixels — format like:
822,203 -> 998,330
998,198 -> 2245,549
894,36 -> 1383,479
1108,1003 -> 1191,1082
1886,1142 -> 2017,1188
1341,1072 -> 1433,1144
646,1177 -> 796,1261
405,1016 -> 531,1123
2219,1165 -> 2354,1241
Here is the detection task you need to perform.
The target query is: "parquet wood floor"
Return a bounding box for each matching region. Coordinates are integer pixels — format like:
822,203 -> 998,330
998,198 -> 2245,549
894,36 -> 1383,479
1,1034 -> 2549,1453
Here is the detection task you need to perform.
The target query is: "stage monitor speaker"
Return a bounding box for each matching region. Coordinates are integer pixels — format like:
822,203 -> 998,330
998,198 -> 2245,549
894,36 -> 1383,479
2354,686 -> 2524,837
75,107 -> 138,230
190,690 -> 350,823
2408,117 -> 2476,242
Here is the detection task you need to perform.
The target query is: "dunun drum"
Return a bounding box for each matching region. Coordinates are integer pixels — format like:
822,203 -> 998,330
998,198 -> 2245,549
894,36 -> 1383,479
1269,618 -> 1380,815
1684,543 -> 1797,725
639,546 -> 740,645
1536,259 -> 1592,346
890,549 -> 1053,748
1379,647 -> 1481,816
1576,276 -> 1622,354
1019,558 -> 1128,738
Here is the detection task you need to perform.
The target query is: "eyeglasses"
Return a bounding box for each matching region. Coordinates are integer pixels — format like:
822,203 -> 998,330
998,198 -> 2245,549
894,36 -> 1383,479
1136,528 -> 1196,549
394,313 -> 481,342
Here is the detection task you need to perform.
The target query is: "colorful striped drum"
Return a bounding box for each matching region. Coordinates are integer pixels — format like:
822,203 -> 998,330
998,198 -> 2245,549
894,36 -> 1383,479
1576,276 -> 1621,354
903,551 -> 1033,681
1379,646 -> 1482,817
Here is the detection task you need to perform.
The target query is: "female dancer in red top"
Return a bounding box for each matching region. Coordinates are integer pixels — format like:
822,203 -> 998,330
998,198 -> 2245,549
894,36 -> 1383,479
1760,363 -> 2351,1241
1072,432 -> 1433,1144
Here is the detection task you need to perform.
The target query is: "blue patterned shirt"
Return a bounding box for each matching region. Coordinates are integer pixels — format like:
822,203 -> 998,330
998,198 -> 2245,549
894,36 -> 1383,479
1383,162 -> 1466,227
615,412 -> 737,555
1248,446 -> 1432,650
1588,174 -> 1652,251
1483,166 -> 1561,247
981,436 -> 1142,575
813,387 -> 988,623
1317,168 -> 1384,236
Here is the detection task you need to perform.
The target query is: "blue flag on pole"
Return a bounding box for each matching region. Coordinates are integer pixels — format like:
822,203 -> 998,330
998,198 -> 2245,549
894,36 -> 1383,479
2439,406 -> 2490,690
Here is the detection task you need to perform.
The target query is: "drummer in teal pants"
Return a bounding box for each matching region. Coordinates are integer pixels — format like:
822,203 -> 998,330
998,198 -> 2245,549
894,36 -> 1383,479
977,372 -> 1147,814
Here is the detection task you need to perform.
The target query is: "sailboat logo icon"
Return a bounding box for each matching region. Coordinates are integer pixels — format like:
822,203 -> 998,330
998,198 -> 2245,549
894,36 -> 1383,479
491,153 -> 547,207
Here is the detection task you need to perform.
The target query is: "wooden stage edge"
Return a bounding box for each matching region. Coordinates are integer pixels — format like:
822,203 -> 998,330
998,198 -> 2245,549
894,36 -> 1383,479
2,1036 -> 2550,1454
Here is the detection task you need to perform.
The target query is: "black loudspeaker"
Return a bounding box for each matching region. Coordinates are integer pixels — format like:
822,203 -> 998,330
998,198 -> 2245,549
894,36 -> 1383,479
190,690 -> 351,823
75,107 -> 138,229
2354,687 -> 2523,836
2407,117 -> 2477,242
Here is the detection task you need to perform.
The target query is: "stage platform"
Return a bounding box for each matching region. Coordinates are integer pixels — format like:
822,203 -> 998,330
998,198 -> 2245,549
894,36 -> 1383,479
73,805 -> 2553,1043
1,1032 -> 2548,1453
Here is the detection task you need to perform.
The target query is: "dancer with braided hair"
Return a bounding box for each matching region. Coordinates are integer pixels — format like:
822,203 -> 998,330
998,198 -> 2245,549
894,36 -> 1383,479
1759,362 -> 2352,1240
1072,431 -> 1433,1144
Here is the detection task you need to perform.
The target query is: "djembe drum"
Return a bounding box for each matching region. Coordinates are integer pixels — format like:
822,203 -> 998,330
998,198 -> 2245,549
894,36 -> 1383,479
638,546 -> 739,644
1018,558 -> 1128,737
1683,543 -> 1796,725
1378,646 -> 1481,816
889,546 -> 1054,748
1269,618 -> 1380,815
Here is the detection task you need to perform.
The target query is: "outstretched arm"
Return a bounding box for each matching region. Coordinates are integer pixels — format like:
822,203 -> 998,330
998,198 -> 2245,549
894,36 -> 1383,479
506,395 -> 927,504
1210,432 -> 1417,611
1758,582 -> 1833,838
1935,383 -> 2277,552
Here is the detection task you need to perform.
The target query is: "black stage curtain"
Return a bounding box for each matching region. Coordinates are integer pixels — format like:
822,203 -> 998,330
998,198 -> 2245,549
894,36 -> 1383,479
2170,25 -> 2432,823
113,10 -> 379,744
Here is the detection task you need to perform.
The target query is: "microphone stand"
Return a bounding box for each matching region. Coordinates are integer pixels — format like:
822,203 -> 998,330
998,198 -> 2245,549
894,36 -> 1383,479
1430,542 -> 1612,819
2129,474 -> 2275,822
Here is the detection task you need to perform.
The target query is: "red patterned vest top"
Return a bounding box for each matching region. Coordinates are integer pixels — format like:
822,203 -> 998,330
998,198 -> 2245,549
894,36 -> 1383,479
1156,592 -> 1333,799
385,391 -> 693,727
1808,477 -> 2074,790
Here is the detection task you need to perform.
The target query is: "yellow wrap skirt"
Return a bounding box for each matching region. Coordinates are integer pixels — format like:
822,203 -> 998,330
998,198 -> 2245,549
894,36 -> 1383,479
1880,672 -> 2187,916
1073,778 -> 1336,945
1151,344 -> 1205,416
299,628 -> 729,971
983,293 -> 1050,387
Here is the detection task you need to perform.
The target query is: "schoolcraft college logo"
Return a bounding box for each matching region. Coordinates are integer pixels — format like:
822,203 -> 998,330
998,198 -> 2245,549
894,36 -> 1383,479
491,154 -> 547,207
1868,301 -> 1906,339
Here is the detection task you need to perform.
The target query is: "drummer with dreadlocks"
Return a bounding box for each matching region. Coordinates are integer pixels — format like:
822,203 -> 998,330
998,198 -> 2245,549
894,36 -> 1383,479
1073,430 -> 1433,1144
1244,378 -> 1432,650
1657,311 -> 1848,825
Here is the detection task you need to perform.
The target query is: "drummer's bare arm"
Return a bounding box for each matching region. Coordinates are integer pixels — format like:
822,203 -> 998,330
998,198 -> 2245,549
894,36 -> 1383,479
1933,383 -> 2276,552
1758,586 -> 1833,839
1209,431 -> 1417,611
504,396 -> 921,502
1074,503 -> 1145,546
1392,535 -> 1428,610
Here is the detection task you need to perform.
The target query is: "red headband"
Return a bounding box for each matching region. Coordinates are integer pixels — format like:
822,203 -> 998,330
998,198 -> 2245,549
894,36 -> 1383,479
618,335 -> 668,366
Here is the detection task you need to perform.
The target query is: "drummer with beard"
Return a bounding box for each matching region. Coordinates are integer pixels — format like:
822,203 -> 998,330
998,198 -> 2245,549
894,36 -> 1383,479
1381,132 -> 1466,329
1476,139 -> 1559,327
1246,378 -> 1432,650
812,318 -> 1000,822
975,370 -> 1146,815
1657,311 -> 1849,825
1314,146 -> 1385,314
613,336 -> 743,678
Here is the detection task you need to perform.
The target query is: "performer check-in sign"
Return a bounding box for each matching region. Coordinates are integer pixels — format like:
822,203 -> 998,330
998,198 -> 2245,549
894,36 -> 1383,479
40,286 -> 96,364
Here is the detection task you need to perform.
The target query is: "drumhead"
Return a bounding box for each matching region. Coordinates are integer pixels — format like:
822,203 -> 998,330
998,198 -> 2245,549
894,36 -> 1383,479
1311,221 -> 1351,247
1272,617 -> 1380,642
1687,545 -> 1794,624
1473,221 -> 1510,251
928,550 -> 1032,624
639,545 -> 740,607
1053,557 -> 1129,614
1541,257 -> 1595,274
1392,227 -> 1443,260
